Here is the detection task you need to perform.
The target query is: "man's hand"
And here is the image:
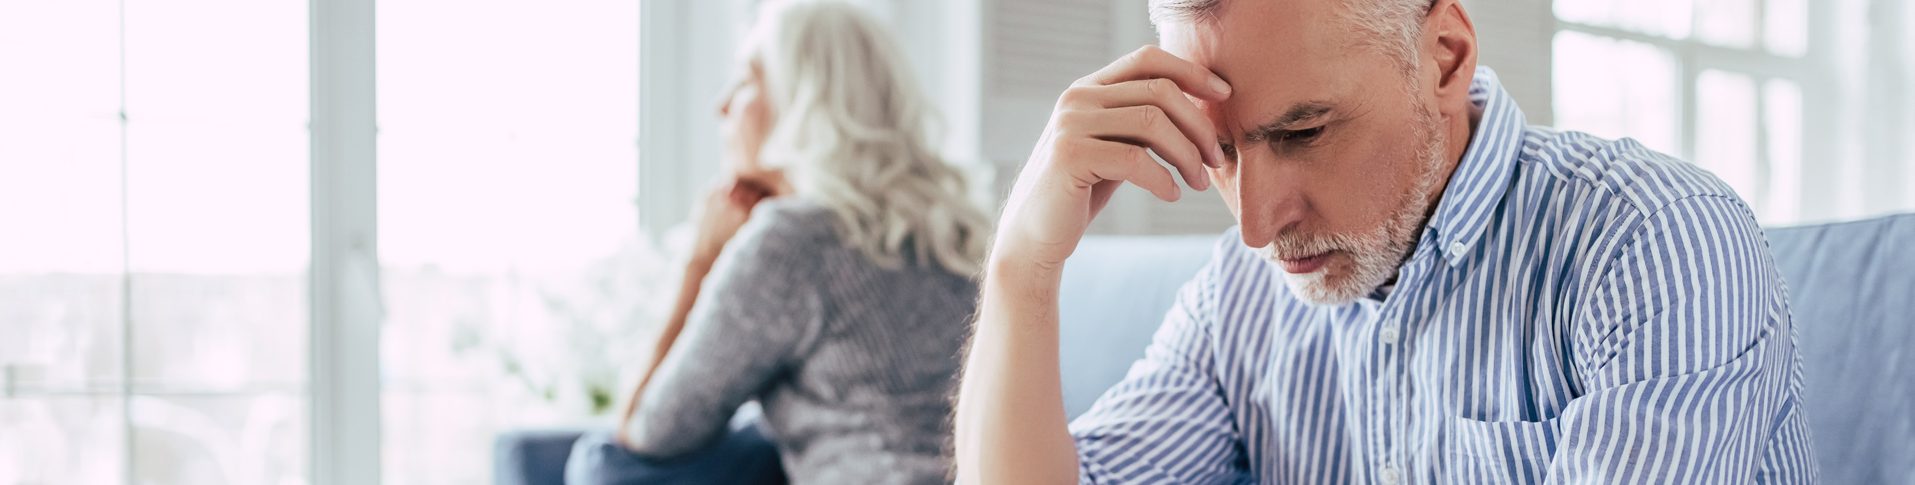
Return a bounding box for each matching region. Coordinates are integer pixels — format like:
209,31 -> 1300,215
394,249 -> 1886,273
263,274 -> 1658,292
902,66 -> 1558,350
991,45 -> 1232,272
955,46 -> 1230,485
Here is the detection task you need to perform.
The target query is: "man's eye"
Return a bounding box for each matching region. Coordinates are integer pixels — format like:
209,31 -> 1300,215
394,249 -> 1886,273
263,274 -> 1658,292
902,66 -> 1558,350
1277,126 -> 1325,144
1218,143 -> 1238,162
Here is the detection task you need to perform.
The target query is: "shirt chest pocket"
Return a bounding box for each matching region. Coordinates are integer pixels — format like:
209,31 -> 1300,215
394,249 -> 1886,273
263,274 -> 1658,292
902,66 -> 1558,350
1438,415 -> 1561,484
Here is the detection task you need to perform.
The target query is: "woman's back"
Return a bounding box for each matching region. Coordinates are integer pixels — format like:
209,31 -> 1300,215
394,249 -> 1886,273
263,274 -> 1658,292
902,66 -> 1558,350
625,198 -> 977,484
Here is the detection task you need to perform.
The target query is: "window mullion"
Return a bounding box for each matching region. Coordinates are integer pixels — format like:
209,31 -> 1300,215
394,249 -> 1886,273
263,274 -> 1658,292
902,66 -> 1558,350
1755,75 -> 1773,215
309,0 -> 381,482
116,0 -> 133,482
1681,41 -> 1700,163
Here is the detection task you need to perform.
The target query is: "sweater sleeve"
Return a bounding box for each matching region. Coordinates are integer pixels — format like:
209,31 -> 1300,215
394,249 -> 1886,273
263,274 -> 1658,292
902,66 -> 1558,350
622,202 -> 827,457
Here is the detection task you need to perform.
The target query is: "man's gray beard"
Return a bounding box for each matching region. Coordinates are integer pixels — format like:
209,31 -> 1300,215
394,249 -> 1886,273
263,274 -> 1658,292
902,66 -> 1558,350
1255,108 -> 1447,305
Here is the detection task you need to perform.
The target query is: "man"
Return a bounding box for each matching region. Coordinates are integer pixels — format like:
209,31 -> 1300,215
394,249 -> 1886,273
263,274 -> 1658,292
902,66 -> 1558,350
953,0 -> 1817,483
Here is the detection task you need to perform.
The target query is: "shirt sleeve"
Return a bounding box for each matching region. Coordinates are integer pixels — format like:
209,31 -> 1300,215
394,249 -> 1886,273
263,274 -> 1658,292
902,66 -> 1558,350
622,205 -> 826,457
1068,242 -> 1247,484
1552,194 -> 1815,483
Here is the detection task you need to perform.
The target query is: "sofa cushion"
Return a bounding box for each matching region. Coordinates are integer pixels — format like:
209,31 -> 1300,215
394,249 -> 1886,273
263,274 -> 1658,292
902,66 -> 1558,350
495,427 -> 593,485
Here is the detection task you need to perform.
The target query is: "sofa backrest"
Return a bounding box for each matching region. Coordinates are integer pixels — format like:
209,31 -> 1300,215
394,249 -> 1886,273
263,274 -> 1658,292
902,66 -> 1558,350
1762,213 -> 1915,483
1056,214 -> 1915,481
1056,235 -> 1214,417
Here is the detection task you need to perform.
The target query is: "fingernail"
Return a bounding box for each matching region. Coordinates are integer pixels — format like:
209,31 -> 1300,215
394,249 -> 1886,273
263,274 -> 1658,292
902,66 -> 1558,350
1209,76 -> 1231,96
1208,145 -> 1225,168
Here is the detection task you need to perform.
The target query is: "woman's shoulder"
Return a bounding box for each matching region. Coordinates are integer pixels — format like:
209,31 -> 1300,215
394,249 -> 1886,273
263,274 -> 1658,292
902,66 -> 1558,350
733,197 -> 839,254
750,197 -> 833,224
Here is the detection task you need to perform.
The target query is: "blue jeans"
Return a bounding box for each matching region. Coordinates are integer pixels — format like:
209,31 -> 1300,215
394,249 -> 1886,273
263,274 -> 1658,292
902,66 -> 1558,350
562,418 -> 787,485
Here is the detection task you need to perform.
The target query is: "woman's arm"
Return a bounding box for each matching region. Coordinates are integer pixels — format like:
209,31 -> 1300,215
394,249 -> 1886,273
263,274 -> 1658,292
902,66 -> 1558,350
612,195 -> 824,457
615,179 -> 769,445
614,258 -> 713,439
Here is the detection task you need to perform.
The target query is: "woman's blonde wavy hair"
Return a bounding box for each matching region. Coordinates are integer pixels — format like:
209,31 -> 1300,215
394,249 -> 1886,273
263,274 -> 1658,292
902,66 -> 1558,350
744,0 -> 992,277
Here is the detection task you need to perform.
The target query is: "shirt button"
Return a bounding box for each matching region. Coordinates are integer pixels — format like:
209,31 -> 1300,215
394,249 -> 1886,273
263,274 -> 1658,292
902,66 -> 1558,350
1379,465 -> 1401,485
1379,326 -> 1399,345
1446,241 -> 1466,258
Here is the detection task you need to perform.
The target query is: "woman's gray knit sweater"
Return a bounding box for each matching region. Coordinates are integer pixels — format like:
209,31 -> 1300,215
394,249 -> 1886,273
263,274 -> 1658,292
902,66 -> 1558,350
623,198 -> 979,484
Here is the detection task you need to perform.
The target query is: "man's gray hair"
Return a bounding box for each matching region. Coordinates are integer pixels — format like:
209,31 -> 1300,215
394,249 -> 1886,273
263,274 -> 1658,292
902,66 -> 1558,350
1147,0 -> 1434,73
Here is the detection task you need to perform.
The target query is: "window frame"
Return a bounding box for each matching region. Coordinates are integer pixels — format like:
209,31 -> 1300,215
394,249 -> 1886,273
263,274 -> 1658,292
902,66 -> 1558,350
1553,1 -> 1819,219
1552,0 -> 1915,223
308,0 -> 380,482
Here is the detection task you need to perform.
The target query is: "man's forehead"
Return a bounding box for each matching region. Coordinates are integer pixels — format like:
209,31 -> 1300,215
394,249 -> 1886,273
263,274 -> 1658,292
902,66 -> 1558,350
1158,5 -> 1352,138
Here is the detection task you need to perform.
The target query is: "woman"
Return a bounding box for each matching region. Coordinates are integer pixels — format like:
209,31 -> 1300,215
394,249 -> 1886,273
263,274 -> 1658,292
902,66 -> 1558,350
565,1 -> 991,483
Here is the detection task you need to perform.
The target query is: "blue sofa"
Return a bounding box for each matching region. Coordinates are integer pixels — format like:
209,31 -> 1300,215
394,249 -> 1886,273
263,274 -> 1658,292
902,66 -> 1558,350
497,214 -> 1915,484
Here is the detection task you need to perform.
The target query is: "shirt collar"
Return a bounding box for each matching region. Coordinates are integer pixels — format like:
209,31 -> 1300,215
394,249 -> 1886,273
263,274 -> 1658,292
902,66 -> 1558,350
1425,66 -> 1527,267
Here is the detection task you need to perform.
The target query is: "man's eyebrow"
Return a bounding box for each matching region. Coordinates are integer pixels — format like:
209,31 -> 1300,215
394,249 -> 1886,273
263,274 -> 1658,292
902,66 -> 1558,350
1242,102 -> 1334,143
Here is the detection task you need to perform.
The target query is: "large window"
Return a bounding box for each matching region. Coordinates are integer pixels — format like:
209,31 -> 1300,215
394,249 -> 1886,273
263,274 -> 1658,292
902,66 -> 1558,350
1553,0 -> 1810,221
0,0 -> 310,484
1552,0 -> 1915,224
3,0 -> 644,483
376,1 -> 641,484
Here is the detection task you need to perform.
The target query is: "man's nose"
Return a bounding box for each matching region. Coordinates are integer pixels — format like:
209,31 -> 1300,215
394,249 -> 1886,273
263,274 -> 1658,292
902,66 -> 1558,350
1235,155 -> 1308,250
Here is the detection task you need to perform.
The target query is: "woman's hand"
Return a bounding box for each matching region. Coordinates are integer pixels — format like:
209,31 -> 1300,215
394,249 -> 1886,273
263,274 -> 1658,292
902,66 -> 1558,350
688,173 -> 784,268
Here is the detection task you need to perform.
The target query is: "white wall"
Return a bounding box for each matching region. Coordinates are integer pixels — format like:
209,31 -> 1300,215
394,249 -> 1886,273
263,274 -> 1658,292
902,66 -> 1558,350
1462,0 -> 1553,125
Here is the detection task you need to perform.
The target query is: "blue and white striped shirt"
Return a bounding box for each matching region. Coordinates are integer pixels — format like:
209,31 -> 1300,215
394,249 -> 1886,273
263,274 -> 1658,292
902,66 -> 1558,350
1068,67 -> 1817,484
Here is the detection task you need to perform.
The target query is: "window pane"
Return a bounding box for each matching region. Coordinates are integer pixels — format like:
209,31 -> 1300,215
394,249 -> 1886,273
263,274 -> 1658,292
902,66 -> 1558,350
0,0 -> 119,120
2,1 -> 309,484
1696,0 -> 1758,48
1763,79 -> 1802,223
123,124 -> 309,275
0,397 -> 126,484
377,0 -> 641,483
1552,31 -> 1684,156
1695,70 -> 1761,203
1555,0 -> 1694,39
120,0 -> 308,391
123,0 -> 308,274
1762,0 -> 1808,56
377,2 -> 639,272
0,0 -> 126,389
129,394 -> 306,485
0,119 -> 122,274
0,276 -> 124,392
0,117 -> 125,389
122,0 -> 307,128
127,274 -> 307,389
382,389 -> 517,485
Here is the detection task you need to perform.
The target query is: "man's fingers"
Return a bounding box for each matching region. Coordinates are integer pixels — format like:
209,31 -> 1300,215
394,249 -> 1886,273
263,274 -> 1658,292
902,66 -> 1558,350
1079,45 -> 1231,101
1058,105 -> 1212,192
1063,78 -> 1227,167
1069,139 -> 1181,202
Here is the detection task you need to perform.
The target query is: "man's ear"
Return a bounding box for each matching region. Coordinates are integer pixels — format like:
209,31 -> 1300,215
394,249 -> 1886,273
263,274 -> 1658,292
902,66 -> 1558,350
1423,0 -> 1477,107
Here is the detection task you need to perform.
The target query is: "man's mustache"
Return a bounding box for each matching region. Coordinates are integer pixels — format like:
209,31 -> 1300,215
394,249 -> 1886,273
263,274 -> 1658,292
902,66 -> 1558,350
1255,234 -> 1349,261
